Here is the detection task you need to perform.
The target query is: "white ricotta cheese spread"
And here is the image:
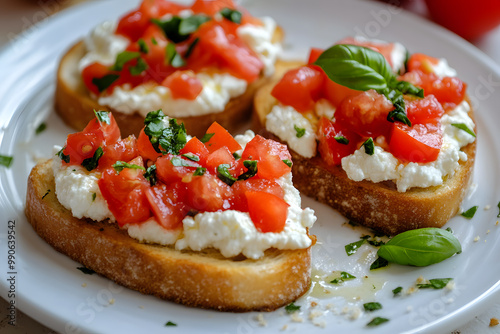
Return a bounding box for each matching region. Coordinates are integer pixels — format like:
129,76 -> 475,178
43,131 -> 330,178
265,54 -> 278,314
431,58 -> 457,78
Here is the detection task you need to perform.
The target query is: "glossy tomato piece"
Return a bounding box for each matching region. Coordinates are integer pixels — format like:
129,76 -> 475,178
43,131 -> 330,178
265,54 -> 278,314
229,179 -> 284,212
307,47 -> 324,65
162,71 -> 203,100
322,77 -> 361,108
240,135 -> 292,179
407,53 -> 440,74
271,65 -> 324,112
179,137 -> 209,165
246,191 -> 289,233
81,63 -> 115,95
64,131 -> 104,165
137,129 -> 162,162
83,112 -> 121,144
203,122 -> 242,153
116,9 -> 151,42
335,89 -> 394,138
191,0 -> 236,15
156,154 -> 200,184
317,117 -> 362,166
145,182 -> 188,229
389,122 -> 443,163
98,157 -> 151,226
140,0 -> 186,17
99,136 -> 138,170
205,147 -> 236,175
186,174 -> 231,212
405,95 -> 445,125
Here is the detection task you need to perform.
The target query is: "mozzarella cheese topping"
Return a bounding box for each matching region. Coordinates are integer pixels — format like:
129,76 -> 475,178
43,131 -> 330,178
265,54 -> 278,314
52,131 -> 316,259
80,18 -> 281,117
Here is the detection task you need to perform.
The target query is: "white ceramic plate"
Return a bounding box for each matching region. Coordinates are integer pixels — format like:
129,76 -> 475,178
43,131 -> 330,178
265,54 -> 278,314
1,0 -> 500,333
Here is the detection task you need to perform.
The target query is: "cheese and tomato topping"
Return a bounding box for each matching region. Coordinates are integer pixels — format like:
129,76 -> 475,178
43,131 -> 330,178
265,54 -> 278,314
266,38 -> 474,192
53,111 -> 315,259
79,0 -> 281,117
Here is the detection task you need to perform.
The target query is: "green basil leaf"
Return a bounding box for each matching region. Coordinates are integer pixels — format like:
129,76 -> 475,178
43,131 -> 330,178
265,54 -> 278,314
345,239 -> 365,256
386,90 -> 412,126
340,271 -> 356,280
179,15 -> 211,35
165,321 -> 177,327
417,278 -> 453,289
129,57 -> 148,76
366,317 -> 389,327
217,164 -> 237,186
94,110 -> 111,124
361,137 -> 375,155
497,201 -> 500,218
181,153 -> 200,162
330,278 -> 343,284
166,43 -> 186,68
56,147 -> 70,163
171,156 -> 197,167
314,44 -> 395,92
238,160 -> 258,181
370,256 -> 389,270
158,119 -> 187,155
294,124 -> 306,138
138,38 -> 149,54
92,74 -> 120,93
200,132 -> 215,143
185,37 -> 199,59
282,159 -> 292,168
193,167 -> 206,176
81,147 -> 103,171
285,302 -> 300,314
334,136 -> 349,145
446,227 -> 453,233
0,155 -> 13,168
152,17 -> 185,43
394,80 -> 424,98
232,152 -> 241,160
219,7 -> 242,24
363,302 -> 382,312
452,123 -> 476,138
77,267 -> 96,275
461,206 -> 478,219
392,286 -> 403,296
35,122 -> 47,135
110,51 -> 141,71
112,161 -> 146,173
144,109 -> 165,124
377,227 -> 461,267
144,165 -> 157,186
151,37 -> 158,45
91,192 -> 96,202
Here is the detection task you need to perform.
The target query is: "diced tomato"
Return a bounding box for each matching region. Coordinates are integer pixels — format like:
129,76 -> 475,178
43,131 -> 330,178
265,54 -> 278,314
83,112 -> 121,144
307,48 -> 324,65
229,179 -> 284,212
407,53 -> 440,74
145,182 -> 188,229
139,0 -> 186,18
81,63 -> 116,95
162,71 -> 203,100
179,137 -> 209,165
137,129 -> 162,162
246,191 -> 289,233
156,154 -> 200,184
98,157 -> 151,226
98,136 -> 138,170
389,122 -> 443,163
405,95 -> 445,125
185,174 -> 231,212
116,9 -> 151,42
191,0 -> 236,15
240,135 -> 291,179
335,89 -> 394,138
317,117 -> 362,166
322,78 -> 361,108
271,65 -> 324,112
205,147 -> 236,175
64,131 -> 104,165
203,122 -> 242,153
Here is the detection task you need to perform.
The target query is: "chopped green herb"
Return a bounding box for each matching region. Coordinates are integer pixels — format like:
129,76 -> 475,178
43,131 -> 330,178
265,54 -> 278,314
394,80 -> 424,97
143,112 -> 187,155
112,161 -> 146,173
452,123 -> 476,138
110,51 -> 141,71
200,132 -> 215,143
282,159 -> 292,168
237,160 -> 258,181
370,256 -> 389,270
144,165 -> 157,186
497,201 -> 500,218
138,38 -> 149,54
171,156 -> 197,167
179,15 -> 211,35
417,278 -> 453,289
77,267 -> 96,275
181,152 -> 200,162
56,147 -> 70,163
91,192 -> 96,202
217,164 -> 237,186
392,286 -> 403,296
366,317 -> 389,327
0,155 -> 14,168
81,147 -> 103,171
361,137 -> 375,155
285,302 -> 301,314
129,57 -> 148,76
165,321 -> 177,327
330,271 -> 356,284
461,206 -> 478,219
194,167 -> 206,176
185,37 -> 199,59
232,152 -> 241,160
94,110 -> 111,124
334,136 -> 349,144
386,90 -> 412,126
42,189 -> 51,200
165,42 -> 186,68
330,278 -> 342,284
363,302 -> 382,312
294,124 -> 306,138
92,74 -> 120,93
219,7 -> 242,24
35,122 -> 47,135
151,37 -> 158,45
153,15 -> 210,44
446,227 -> 453,233
345,239 -> 365,256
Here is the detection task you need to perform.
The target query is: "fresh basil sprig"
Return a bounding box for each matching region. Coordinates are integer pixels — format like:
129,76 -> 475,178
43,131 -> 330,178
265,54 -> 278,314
377,228 -> 461,267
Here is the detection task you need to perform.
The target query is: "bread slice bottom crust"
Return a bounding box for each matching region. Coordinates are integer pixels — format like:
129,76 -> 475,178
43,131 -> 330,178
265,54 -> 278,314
25,160 -> 312,312
253,77 -> 476,236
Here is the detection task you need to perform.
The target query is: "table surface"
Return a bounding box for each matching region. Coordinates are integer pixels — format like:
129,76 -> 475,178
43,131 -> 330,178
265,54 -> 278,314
0,0 -> 499,333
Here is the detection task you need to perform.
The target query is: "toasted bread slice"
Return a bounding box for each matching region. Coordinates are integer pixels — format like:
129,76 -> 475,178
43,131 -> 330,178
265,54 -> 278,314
253,67 -> 476,236
55,27 -> 285,138
25,159 -> 312,312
